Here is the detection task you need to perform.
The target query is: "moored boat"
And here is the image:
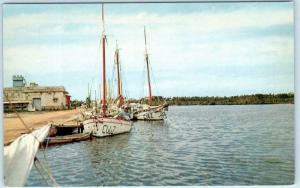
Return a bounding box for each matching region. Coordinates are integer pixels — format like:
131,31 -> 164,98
83,4 -> 132,137
133,103 -> 168,120
131,27 -> 168,121
83,116 -> 131,137
45,133 -> 91,145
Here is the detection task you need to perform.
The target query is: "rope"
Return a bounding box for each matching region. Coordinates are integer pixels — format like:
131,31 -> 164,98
34,160 -> 51,185
5,94 -> 42,143
140,61 -> 146,101
34,157 -> 59,186
120,59 -> 130,101
44,136 -> 50,152
5,94 -> 59,186
40,135 -> 52,174
149,62 -> 163,103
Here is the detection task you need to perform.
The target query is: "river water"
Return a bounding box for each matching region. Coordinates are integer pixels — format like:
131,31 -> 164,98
26,104 -> 294,186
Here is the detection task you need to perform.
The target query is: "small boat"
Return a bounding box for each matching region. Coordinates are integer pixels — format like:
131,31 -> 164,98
4,125 -> 50,186
83,4 -> 132,137
45,133 -> 91,145
131,27 -> 168,121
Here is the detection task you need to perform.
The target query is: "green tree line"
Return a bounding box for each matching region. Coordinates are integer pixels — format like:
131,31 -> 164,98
127,93 -> 294,106
73,93 -> 294,107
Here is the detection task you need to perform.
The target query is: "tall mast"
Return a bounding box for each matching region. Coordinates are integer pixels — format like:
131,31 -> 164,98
115,41 -> 122,97
87,83 -> 90,108
101,3 -> 107,116
144,26 -> 152,105
94,90 -> 97,109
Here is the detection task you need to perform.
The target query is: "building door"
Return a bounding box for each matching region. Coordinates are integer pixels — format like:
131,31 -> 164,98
33,98 -> 42,111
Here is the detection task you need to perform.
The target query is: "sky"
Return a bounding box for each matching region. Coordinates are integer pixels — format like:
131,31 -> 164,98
2,2 -> 294,100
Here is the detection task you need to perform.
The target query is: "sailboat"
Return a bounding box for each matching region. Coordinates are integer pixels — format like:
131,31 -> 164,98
4,125 -> 51,186
114,41 -> 125,109
106,41 -> 127,117
83,4 -> 132,137
130,27 -> 168,121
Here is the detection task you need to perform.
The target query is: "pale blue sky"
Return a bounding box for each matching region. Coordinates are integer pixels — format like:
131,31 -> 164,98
3,2 -> 294,100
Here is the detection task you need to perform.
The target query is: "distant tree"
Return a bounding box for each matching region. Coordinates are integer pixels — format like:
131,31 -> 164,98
157,93 -> 294,106
71,100 -> 84,108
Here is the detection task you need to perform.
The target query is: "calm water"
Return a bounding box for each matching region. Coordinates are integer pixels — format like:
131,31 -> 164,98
26,105 -> 294,186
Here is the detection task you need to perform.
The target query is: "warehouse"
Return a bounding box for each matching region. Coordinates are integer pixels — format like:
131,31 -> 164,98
4,75 -> 71,112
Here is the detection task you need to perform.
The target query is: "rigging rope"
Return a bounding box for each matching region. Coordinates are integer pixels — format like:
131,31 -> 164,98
149,62 -> 163,103
34,157 -> 59,186
111,58 -> 117,99
140,61 -> 146,102
34,160 -> 51,185
120,59 -> 130,100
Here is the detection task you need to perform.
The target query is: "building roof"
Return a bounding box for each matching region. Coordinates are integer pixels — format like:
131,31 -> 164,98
3,101 -> 31,104
4,86 -> 69,94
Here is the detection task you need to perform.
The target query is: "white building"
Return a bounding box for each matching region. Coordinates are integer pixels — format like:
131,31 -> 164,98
4,75 -> 71,112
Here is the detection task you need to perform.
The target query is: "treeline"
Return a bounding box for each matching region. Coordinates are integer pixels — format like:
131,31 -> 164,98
127,96 -> 165,106
127,93 -> 294,106
163,93 -> 294,105
71,99 -> 85,107
72,93 -> 294,107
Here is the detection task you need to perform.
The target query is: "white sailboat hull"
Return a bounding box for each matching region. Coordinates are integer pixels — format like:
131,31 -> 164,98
135,109 -> 166,120
83,117 -> 132,137
127,103 -> 168,121
4,125 -> 50,186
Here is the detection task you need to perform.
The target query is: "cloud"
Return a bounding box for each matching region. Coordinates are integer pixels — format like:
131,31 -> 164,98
3,6 -> 292,44
3,3 -> 294,99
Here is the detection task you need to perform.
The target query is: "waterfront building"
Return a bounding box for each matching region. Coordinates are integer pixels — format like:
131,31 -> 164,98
3,75 -> 71,112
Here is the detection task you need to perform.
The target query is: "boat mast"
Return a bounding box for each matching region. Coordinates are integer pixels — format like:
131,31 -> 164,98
144,26 -> 152,105
115,41 -> 122,97
101,4 -> 107,116
94,90 -> 97,110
